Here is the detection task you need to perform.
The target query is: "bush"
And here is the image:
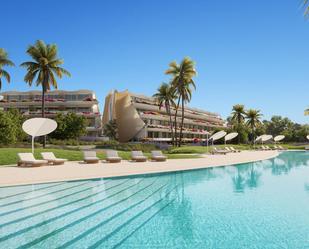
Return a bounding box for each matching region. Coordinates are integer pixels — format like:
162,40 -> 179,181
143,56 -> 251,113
49,138 -> 93,146
0,112 -> 17,144
0,109 -> 26,145
96,141 -> 158,152
50,113 -> 87,140
103,120 -> 118,140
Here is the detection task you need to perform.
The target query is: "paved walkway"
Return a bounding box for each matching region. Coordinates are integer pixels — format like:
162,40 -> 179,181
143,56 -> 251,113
0,150 -> 279,187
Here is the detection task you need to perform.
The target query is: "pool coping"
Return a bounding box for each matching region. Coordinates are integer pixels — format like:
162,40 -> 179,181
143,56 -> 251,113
0,150 -> 281,187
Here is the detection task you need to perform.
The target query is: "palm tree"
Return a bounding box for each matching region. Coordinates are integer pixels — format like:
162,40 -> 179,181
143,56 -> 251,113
165,57 -> 197,146
231,104 -> 246,125
246,109 -> 262,143
20,40 -> 71,147
153,83 -> 176,143
231,104 -> 246,144
103,120 -> 118,140
0,48 -> 15,90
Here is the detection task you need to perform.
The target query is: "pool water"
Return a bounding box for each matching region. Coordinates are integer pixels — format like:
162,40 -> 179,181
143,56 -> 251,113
0,151 -> 309,248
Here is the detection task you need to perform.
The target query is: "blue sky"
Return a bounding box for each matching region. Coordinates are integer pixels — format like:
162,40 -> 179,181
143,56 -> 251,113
1,0 -> 309,123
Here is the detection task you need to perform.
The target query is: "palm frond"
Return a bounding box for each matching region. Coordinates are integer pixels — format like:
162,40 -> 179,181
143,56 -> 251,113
24,70 -> 39,85
49,69 -> 58,89
0,48 -> 15,67
48,59 -> 64,67
36,40 -> 48,58
0,69 -> 11,83
47,44 -> 58,60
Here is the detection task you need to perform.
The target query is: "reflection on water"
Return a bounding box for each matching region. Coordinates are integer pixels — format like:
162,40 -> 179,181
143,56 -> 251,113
169,151 -> 309,194
232,163 -> 262,192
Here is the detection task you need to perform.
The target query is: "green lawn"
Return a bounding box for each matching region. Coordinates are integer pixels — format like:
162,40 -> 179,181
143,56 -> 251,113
168,144 -> 252,154
0,143 -> 305,166
0,148 -> 200,166
168,143 -> 306,154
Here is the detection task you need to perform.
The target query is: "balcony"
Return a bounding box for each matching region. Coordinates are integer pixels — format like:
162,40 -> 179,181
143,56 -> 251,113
0,99 -> 98,108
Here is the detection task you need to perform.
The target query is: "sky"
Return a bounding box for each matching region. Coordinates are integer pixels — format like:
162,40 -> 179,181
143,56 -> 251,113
1,0 -> 309,124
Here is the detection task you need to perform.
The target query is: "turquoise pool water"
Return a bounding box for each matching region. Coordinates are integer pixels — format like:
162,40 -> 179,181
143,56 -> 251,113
0,151 -> 309,248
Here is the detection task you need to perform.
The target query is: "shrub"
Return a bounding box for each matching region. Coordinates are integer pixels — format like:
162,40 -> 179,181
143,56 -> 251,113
49,138 -> 93,146
50,113 -> 87,140
103,120 -> 118,140
96,141 -> 158,152
0,111 -> 17,144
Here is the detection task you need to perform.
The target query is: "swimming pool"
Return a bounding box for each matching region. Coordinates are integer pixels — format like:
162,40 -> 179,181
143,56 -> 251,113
0,151 -> 308,248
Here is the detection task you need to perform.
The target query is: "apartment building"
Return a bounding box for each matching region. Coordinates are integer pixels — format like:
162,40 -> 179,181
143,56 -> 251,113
0,90 -> 102,138
102,90 -> 226,142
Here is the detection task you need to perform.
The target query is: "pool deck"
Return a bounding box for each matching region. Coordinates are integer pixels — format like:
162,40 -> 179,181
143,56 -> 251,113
0,150 -> 279,187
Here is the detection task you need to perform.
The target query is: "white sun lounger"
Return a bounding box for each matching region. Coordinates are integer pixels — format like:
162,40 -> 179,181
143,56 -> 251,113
131,151 -> 147,162
212,147 -> 228,155
41,152 -> 67,165
106,150 -> 122,163
273,145 -> 281,150
225,147 -> 233,152
83,151 -> 100,164
278,145 -> 286,150
230,147 -> 240,152
17,153 -> 48,167
151,151 -> 167,161
261,146 -> 268,151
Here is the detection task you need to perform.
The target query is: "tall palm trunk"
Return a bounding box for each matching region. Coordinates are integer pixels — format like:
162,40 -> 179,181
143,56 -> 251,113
42,84 -> 46,148
179,96 -> 185,147
166,103 -> 174,144
251,123 -> 254,144
237,116 -> 241,144
174,96 -> 181,146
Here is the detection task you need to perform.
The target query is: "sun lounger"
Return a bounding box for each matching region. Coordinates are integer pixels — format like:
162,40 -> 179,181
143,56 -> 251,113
261,146 -> 268,150
225,147 -> 233,152
273,145 -> 280,150
265,146 -> 273,150
278,145 -> 286,150
131,151 -> 147,162
41,152 -> 67,165
83,151 -> 100,164
151,151 -> 167,161
230,147 -> 240,152
106,150 -> 122,163
212,147 -> 228,155
17,153 -> 48,167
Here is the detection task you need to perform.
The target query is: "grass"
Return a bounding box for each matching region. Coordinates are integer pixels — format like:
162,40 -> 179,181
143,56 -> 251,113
0,148 -> 200,166
168,143 -> 306,154
168,144 -> 252,154
0,143 -> 305,166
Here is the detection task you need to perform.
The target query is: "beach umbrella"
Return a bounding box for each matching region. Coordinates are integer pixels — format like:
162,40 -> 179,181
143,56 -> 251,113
261,135 -> 273,143
22,118 -> 57,154
209,130 -> 227,146
274,135 -> 285,143
224,132 -> 238,145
